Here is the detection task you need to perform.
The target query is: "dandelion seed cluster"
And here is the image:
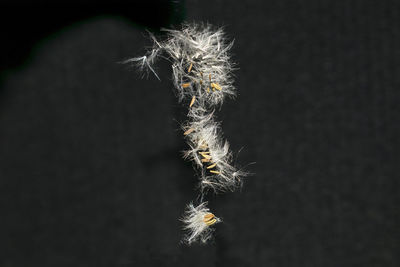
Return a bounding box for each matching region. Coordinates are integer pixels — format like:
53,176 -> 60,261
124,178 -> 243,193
126,23 -> 248,244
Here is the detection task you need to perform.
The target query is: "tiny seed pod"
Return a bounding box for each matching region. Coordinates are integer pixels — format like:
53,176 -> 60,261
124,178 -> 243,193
206,163 -> 217,169
189,96 -> 196,107
203,213 -> 215,220
182,83 -> 191,88
183,128 -> 195,135
211,83 -> 222,90
205,218 -> 217,226
203,213 -> 217,226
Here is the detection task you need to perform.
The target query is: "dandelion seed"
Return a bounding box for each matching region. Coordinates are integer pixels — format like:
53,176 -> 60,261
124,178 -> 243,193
202,154 -> 212,160
207,163 -> 217,169
211,83 -> 222,91
203,213 -> 215,220
182,83 -> 191,88
189,96 -> 196,107
188,63 -> 193,73
181,202 -> 221,244
203,213 -> 217,226
183,128 -> 195,135
209,170 -> 220,175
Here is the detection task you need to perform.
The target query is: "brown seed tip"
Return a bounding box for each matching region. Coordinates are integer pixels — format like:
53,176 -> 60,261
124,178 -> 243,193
188,63 -> 193,73
183,128 -> 194,136
182,83 -> 191,88
189,96 -> 196,107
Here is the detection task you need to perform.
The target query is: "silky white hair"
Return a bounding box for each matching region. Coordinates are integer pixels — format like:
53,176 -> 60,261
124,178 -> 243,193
125,23 -> 236,106
126,22 -> 249,244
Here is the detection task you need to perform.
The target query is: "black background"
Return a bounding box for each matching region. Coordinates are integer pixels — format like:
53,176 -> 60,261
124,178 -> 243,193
1,0 -> 399,266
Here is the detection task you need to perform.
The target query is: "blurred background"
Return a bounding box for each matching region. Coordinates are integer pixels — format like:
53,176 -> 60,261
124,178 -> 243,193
0,0 -> 399,266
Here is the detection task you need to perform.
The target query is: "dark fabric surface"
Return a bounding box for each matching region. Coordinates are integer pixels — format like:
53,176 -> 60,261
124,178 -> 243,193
0,1 -> 399,266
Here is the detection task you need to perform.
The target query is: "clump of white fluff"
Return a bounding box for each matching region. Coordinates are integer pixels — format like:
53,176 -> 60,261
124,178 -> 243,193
125,23 -> 236,106
127,22 -> 249,244
181,202 -> 221,244
182,106 -> 245,192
